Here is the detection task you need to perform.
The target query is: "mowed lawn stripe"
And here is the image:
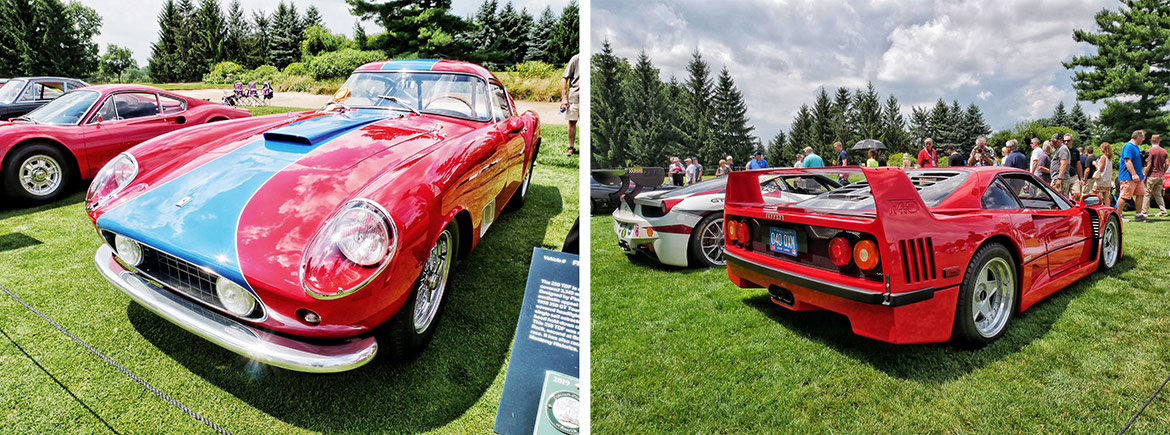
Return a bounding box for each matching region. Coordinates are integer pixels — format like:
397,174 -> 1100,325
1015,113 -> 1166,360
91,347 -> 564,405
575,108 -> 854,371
591,214 -> 1169,433
0,122 -> 577,434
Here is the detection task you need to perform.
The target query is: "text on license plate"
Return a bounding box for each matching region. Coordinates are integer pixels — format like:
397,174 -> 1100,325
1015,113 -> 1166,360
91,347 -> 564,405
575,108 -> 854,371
769,227 -> 798,257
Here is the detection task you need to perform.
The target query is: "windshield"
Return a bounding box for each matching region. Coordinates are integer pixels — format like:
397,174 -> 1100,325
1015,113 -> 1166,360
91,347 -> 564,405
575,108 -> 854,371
23,90 -> 100,125
338,71 -> 493,122
0,79 -> 26,104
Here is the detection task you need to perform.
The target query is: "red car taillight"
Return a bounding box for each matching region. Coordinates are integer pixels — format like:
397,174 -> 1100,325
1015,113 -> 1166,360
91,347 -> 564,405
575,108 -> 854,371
853,240 -> 880,270
737,221 -> 750,244
726,220 -> 738,241
829,236 -> 852,266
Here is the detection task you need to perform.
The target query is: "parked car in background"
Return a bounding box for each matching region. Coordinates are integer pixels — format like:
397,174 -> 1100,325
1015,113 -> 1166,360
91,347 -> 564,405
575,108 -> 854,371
0,77 -> 88,120
612,170 -> 840,267
723,167 -> 1122,345
88,59 -> 541,372
590,170 -> 678,214
1,84 -> 250,203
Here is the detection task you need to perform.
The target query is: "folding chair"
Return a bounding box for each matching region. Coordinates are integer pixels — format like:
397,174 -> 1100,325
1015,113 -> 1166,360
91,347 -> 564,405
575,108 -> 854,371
261,82 -> 274,106
245,81 -> 260,106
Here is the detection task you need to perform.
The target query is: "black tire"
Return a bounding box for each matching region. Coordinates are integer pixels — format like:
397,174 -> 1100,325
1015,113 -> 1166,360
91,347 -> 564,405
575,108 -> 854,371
3,143 -> 72,203
953,243 -> 1017,346
1098,215 -> 1121,271
688,213 -> 725,267
379,221 -> 459,360
505,146 -> 539,212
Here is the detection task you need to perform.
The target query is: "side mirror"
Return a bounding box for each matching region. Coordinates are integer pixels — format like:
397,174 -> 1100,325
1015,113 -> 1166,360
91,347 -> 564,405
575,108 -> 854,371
506,117 -> 524,134
1081,194 -> 1101,207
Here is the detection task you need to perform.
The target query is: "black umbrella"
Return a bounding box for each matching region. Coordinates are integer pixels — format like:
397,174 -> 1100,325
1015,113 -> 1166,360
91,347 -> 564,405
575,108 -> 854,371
852,139 -> 886,151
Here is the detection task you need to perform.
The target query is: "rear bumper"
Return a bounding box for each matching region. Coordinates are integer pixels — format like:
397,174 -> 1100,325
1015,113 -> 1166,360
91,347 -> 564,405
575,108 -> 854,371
612,209 -> 693,267
726,250 -> 959,344
94,245 -> 377,373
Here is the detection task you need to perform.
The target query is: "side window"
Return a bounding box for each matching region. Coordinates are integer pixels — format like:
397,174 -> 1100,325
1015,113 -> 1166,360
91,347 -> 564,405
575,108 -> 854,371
110,93 -> 160,120
23,82 -> 66,101
489,83 -> 511,122
89,98 -> 117,124
1002,175 -> 1062,210
159,94 -> 186,114
982,179 -> 1021,209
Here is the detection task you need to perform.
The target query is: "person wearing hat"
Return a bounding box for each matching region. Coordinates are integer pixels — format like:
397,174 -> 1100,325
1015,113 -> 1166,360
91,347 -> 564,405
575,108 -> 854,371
801,147 -> 824,168
692,156 -> 704,184
747,151 -> 769,170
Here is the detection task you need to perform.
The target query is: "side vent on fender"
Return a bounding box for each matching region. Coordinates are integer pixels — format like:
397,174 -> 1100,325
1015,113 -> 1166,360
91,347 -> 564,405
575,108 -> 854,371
480,199 -> 496,237
898,237 -> 936,284
1088,209 -> 1100,260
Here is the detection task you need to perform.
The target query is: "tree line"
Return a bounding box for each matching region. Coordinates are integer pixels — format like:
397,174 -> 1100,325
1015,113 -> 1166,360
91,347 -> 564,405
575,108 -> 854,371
148,0 -> 578,83
0,0 -> 101,79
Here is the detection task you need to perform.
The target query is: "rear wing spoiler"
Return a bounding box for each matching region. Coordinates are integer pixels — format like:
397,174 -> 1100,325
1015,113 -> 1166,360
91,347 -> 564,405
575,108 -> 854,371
725,166 -> 936,243
592,167 -> 666,211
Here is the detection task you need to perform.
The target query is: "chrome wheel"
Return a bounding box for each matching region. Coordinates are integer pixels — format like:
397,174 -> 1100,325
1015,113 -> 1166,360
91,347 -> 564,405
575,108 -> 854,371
520,161 -> 533,199
1102,218 -> 1119,268
971,257 -> 1014,338
413,230 -> 452,334
699,217 -> 725,266
19,154 -> 62,196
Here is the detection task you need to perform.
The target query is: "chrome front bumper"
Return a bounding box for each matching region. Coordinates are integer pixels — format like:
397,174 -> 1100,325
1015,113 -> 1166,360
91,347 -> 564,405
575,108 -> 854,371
94,245 -> 377,373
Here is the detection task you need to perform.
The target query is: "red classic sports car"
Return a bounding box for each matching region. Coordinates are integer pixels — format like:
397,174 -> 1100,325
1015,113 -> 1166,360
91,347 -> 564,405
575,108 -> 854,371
88,59 -> 540,372
1,84 -> 249,202
723,166 -> 1121,345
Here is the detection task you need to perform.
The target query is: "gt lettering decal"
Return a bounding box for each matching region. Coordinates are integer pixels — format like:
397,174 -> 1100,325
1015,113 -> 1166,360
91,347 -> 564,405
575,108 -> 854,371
886,200 -> 920,216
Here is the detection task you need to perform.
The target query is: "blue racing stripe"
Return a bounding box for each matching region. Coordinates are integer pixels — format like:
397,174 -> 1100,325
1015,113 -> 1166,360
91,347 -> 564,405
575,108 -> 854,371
96,112 -> 385,291
380,59 -> 439,71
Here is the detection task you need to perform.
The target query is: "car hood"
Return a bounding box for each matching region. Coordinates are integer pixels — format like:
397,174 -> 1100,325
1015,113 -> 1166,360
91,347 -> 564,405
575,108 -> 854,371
95,111 -> 451,293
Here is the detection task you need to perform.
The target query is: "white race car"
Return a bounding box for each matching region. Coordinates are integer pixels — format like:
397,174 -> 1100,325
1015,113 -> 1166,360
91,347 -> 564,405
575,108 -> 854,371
612,171 -> 841,267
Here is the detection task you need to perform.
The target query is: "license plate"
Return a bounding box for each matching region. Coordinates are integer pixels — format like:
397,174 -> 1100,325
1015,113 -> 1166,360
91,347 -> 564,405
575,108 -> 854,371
769,227 -> 798,257
616,222 -> 638,238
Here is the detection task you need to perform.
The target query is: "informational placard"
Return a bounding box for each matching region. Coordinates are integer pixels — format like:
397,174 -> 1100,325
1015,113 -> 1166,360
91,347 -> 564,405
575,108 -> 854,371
494,248 -> 580,435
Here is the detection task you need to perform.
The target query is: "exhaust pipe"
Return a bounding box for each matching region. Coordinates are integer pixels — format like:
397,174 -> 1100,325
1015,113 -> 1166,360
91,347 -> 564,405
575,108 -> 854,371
768,285 -> 795,307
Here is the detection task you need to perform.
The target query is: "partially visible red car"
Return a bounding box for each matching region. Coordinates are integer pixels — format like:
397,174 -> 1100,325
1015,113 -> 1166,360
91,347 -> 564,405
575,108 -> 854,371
1,84 -> 249,203
724,166 -> 1121,345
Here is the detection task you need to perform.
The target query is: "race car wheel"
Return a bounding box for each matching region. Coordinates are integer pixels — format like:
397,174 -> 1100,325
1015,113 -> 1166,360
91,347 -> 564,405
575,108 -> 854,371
689,213 -> 725,267
380,222 -> 458,360
1098,215 -> 1120,271
505,145 -> 538,211
4,143 -> 72,203
953,243 -> 1016,345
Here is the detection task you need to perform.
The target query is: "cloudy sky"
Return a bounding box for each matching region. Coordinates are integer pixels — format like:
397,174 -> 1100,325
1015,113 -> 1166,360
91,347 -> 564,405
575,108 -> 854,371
78,0 -> 569,65
593,0 -> 1116,144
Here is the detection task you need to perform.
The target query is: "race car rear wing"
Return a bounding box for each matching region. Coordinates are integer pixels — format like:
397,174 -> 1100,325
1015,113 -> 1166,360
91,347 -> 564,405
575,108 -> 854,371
592,167 -> 666,211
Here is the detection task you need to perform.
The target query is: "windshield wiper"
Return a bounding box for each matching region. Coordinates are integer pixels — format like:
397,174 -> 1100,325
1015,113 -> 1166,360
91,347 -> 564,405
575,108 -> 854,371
376,95 -> 421,116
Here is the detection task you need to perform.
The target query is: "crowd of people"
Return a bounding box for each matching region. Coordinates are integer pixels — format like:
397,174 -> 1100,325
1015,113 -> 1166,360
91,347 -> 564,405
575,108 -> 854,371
661,129 -> 1168,222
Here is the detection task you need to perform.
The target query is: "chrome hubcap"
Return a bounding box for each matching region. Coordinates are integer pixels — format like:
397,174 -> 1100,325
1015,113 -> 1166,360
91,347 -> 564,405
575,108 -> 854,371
413,230 -> 451,334
19,155 -> 61,196
972,257 -> 1014,338
700,217 -> 725,265
1102,219 -> 1118,267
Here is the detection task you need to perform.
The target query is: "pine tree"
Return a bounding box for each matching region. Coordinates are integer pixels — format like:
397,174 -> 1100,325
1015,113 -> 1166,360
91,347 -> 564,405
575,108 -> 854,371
353,22 -> 368,50
268,2 -> 301,68
545,0 -> 577,64
830,87 -> 852,146
590,40 -> 628,168
524,6 -> 555,62
1065,0 -> 1170,141
909,105 -> 932,151
880,94 -> 910,155
810,88 -> 834,158
302,4 -> 322,28
928,99 -> 955,150
709,67 -> 755,165
960,103 -> 991,147
0,5 -> 23,75
347,0 -> 473,59
623,51 -> 667,167
766,130 -> 786,168
176,0 -> 198,80
947,100 -> 964,147
247,10 -> 271,67
468,0 -> 500,62
1049,101 -> 1068,127
681,49 -> 714,159
853,82 -> 882,142
786,104 -> 814,165
189,0 -> 226,78
149,0 -> 185,82
223,0 -> 247,65
1069,102 -> 1092,143
496,2 -> 532,65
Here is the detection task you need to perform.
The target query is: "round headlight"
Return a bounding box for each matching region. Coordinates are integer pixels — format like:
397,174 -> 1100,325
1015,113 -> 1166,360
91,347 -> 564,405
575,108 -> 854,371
216,277 -> 256,316
113,234 -> 142,266
333,206 -> 391,266
86,153 -> 138,207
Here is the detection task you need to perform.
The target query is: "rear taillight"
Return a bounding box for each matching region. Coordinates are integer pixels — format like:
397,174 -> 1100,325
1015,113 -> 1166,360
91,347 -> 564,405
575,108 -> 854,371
829,236 -> 852,266
727,220 -> 738,241
853,240 -> 879,270
737,221 -> 749,244
726,219 -> 751,246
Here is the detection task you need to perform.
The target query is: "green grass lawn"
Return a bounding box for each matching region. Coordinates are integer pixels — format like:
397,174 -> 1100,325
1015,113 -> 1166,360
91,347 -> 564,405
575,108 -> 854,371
0,125 -> 578,433
246,106 -> 313,117
591,214 -> 1170,433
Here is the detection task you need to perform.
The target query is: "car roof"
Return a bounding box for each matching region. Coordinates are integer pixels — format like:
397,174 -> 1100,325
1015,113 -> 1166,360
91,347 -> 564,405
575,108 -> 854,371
77,84 -> 169,94
354,59 -> 499,82
9,77 -> 87,82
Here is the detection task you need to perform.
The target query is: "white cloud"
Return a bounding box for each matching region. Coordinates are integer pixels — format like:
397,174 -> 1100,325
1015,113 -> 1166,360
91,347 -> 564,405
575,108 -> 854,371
977,90 -> 992,100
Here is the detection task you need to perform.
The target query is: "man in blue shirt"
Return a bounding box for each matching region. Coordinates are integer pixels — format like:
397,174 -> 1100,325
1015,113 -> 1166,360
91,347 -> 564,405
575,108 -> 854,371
1118,130 -> 1147,222
747,151 -> 769,170
801,147 -> 825,168
833,141 -> 849,183
1004,140 -> 1028,170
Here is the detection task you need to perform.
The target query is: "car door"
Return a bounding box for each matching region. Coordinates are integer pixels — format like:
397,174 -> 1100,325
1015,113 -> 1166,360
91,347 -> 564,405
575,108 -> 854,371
1001,174 -> 1088,276
10,80 -> 65,117
489,81 -> 526,207
82,92 -> 178,168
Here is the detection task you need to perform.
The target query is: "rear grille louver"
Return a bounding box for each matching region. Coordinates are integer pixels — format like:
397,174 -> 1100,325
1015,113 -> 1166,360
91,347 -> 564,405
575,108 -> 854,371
899,237 -> 936,283
1089,210 -> 1100,235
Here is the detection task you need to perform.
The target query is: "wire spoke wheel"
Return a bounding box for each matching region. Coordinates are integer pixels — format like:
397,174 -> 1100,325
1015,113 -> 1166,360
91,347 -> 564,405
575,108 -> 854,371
413,230 -> 452,334
971,257 -> 1014,338
19,155 -> 61,196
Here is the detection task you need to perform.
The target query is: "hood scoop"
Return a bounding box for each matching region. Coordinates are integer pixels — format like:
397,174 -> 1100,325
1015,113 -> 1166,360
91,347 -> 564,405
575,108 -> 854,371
263,112 -> 389,146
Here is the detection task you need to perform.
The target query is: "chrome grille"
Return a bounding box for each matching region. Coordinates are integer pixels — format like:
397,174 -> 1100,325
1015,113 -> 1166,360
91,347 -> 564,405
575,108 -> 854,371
139,246 -> 219,306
